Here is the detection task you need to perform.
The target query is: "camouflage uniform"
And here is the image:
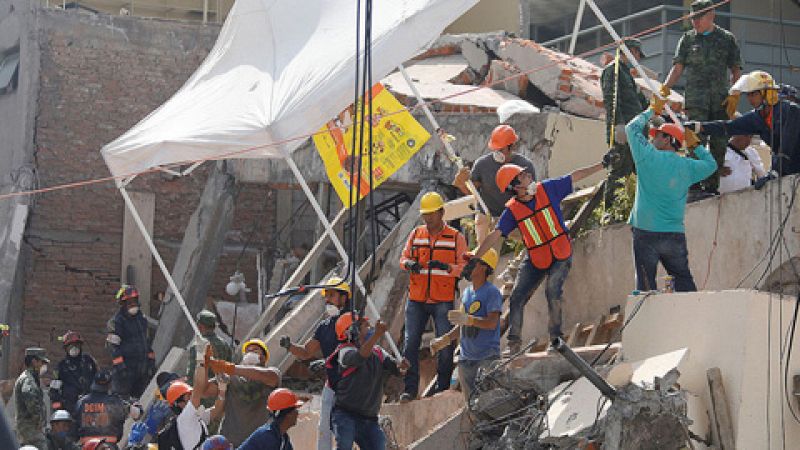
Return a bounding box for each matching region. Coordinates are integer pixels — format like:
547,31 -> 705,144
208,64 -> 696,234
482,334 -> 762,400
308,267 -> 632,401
186,310 -> 233,382
601,40 -> 648,206
15,348 -> 49,450
673,16 -> 742,191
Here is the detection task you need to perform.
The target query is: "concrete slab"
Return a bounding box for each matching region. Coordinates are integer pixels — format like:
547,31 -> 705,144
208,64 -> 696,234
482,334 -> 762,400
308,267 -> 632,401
407,406 -> 470,450
606,348 -> 688,388
541,377 -> 609,438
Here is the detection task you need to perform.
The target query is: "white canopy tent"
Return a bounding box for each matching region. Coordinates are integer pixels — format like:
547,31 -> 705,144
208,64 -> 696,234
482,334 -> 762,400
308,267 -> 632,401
101,0 -> 479,358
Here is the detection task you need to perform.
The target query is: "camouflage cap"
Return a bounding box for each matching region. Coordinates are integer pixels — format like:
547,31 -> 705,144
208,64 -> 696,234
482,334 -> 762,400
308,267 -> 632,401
622,38 -> 646,58
25,347 -> 49,363
690,0 -> 714,14
197,310 -> 217,327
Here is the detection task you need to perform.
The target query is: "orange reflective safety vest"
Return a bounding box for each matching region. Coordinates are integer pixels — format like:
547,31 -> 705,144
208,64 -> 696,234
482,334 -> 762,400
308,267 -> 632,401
506,184 -> 572,270
408,225 -> 460,303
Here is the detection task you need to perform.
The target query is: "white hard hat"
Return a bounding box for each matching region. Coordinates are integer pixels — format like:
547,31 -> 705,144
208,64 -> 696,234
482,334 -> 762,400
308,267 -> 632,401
50,409 -> 73,422
731,70 -> 777,94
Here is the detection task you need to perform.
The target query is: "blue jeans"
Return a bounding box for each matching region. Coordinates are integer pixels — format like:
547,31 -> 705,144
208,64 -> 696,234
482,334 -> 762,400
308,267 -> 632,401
458,356 -> 498,403
331,408 -> 385,450
403,300 -> 454,397
507,256 -> 572,342
632,228 -> 697,292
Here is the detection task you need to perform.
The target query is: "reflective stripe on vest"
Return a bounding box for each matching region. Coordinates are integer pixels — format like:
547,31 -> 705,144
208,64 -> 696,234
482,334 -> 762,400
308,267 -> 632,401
506,184 -> 572,270
408,225 -> 461,302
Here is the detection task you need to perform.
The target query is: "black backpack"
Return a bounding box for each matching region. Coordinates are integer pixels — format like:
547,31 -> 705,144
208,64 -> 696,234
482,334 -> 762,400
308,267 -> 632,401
156,416 -> 183,450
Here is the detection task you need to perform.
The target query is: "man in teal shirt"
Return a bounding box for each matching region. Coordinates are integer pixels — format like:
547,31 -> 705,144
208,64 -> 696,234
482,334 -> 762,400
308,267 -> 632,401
625,97 -> 717,292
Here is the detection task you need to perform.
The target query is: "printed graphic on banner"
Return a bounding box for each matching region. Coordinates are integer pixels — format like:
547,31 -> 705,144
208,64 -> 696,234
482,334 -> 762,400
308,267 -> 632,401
313,83 -> 430,206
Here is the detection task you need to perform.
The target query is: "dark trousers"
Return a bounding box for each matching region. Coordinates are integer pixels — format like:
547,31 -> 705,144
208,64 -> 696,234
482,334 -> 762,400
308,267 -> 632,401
111,362 -> 149,399
402,300 -> 454,397
507,256 -> 572,342
604,141 -> 635,207
632,227 -> 697,292
331,408 -> 385,450
686,107 -> 728,192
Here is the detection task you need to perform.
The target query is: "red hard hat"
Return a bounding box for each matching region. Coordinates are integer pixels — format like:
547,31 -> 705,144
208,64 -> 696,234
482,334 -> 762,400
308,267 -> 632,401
488,125 -> 519,150
166,381 -> 193,406
82,438 -> 109,450
648,123 -> 684,145
335,314 -> 368,341
115,284 -> 139,303
62,330 -> 83,347
267,388 -> 304,412
495,164 -> 526,192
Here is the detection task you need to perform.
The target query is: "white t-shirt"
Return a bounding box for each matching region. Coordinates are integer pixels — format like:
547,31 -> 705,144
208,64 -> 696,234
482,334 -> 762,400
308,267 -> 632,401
177,401 -> 210,449
719,145 -> 767,194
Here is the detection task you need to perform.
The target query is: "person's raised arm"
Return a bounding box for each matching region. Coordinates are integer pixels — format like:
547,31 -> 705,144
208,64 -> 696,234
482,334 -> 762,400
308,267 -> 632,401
474,230 -> 502,259
570,162 -> 604,184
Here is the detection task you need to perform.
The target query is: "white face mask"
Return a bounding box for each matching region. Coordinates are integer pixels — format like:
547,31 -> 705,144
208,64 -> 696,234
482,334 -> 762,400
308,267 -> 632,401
492,151 -> 505,163
241,352 -> 261,366
526,183 -> 537,196
325,304 -> 340,318
128,306 -> 140,316
68,347 -> 80,357
39,364 -> 48,376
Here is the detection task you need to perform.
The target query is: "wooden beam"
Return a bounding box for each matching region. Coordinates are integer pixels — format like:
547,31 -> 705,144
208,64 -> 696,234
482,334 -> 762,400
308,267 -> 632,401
121,191 -> 155,316
567,179 -> 606,237
707,367 -> 735,450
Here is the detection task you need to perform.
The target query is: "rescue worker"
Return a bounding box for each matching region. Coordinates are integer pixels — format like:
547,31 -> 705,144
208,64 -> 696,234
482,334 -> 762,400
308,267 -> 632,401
107,285 -> 156,399
430,249 -> 502,403
453,124 -> 536,243
238,388 -> 304,450
686,70 -> 800,178
626,93 -> 716,292
600,38 -> 648,207
46,410 -> 80,450
50,331 -> 98,414
474,160 -> 605,354
15,347 -> 49,449
280,276 -> 351,450
206,338 -> 281,446
74,370 -> 128,446
399,191 -> 467,402
661,0 -> 742,194
327,315 -> 408,450
187,310 -> 233,383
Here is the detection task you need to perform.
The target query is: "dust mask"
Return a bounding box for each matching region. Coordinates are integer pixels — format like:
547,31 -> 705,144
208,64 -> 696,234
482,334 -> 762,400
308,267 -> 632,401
241,352 -> 261,366
39,364 -> 48,376
492,151 -> 505,163
526,183 -> 537,196
128,306 -> 139,316
325,304 -> 340,318
68,346 -> 80,357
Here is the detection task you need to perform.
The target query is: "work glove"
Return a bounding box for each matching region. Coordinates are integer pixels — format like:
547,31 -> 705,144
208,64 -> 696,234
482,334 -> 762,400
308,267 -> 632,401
659,84 -> 671,98
601,150 -> 620,169
217,373 -> 229,397
209,359 -> 236,376
128,422 -> 148,445
279,335 -> 292,350
685,129 -> 701,150
427,260 -> 451,272
755,172 -> 777,190
129,402 -> 143,420
429,334 -> 452,355
649,93 -> 667,115
722,93 -> 740,119
404,260 -> 422,274
461,258 -> 478,281
447,309 -> 477,327
145,401 -> 171,435
308,359 -> 326,375
453,167 -> 470,189
683,121 -> 702,134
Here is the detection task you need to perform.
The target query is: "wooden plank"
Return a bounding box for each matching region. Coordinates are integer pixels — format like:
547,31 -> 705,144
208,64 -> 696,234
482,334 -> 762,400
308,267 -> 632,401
567,179 -> 606,238
707,367 -> 735,450
565,322 -> 583,347
121,191 -> 155,316
585,314 -> 606,346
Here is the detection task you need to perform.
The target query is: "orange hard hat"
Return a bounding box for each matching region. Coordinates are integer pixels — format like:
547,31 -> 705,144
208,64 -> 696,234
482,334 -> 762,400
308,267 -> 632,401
267,388 -> 304,412
648,123 -> 684,145
488,125 -> 519,150
166,381 -> 193,406
495,164 -> 526,192
335,314 -> 368,341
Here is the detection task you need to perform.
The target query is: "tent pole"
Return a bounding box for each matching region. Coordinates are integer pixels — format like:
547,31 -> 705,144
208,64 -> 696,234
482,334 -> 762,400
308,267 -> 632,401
284,155 -> 402,359
397,64 -> 490,214
118,184 -> 202,339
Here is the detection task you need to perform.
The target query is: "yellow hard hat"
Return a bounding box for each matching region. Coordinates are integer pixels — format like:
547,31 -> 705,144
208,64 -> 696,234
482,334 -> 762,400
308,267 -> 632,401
322,277 -> 351,297
242,338 -> 270,362
419,192 -> 445,214
480,249 -> 499,270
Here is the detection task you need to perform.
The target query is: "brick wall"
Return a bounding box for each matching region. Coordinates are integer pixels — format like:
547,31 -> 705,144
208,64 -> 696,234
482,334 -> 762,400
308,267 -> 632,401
16,10 -> 281,372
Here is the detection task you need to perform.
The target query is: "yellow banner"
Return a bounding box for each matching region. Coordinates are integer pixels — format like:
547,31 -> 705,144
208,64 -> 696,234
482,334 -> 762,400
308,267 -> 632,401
313,83 -> 430,207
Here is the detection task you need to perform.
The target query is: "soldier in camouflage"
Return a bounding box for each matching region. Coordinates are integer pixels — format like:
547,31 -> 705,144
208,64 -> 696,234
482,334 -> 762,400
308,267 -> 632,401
662,0 -> 742,193
15,347 -> 50,449
600,38 -> 648,207
186,310 -> 233,383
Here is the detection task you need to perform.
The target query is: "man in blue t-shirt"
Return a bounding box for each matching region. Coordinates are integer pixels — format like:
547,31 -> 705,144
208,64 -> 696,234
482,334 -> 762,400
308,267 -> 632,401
430,249 -> 503,402
474,161 -> 604,354
279,276 -> 351,450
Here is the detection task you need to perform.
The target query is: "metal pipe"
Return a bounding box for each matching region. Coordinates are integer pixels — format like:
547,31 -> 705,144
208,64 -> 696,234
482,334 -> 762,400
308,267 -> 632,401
568,0 -> 587,55
551,337 -> 617,399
